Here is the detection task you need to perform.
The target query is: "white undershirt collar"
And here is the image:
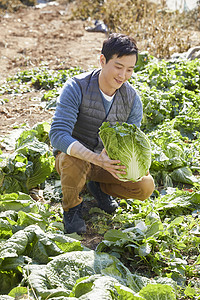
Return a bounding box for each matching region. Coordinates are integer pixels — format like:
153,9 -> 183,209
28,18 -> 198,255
100,89 -> 115,102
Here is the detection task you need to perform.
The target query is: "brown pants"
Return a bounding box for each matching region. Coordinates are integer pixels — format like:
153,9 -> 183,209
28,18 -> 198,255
55,152 -> 155,211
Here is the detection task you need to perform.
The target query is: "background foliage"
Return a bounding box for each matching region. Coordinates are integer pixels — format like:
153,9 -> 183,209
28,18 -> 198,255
72,0 -> 200,58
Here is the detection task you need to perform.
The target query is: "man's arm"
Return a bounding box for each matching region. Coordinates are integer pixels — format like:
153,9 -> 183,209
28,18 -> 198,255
127,91 -> 143,127
50,77 -> 126,179
70,141 -> 126,179
49,78 -> 81,153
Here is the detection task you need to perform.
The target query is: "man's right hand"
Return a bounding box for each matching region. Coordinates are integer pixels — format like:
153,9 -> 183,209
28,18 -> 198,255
97,148 -> 126,179
70,142 -> 126,179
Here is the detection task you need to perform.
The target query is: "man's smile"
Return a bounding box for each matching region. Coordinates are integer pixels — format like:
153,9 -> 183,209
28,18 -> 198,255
115,78 -> 123,84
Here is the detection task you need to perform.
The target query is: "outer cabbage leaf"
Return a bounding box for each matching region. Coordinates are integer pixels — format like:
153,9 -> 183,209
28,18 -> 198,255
16,137 -> 55,190
71,274 -> 143,299
8,287 -> 28,299
45,250 -> 135,292
0,270 -> 21,296
33,121 -> 51,144
174,108 -> 200,140
0,225 -> 83,267
99,122 -> 151,182
24,265 -> 70,299
24,251 -> 140,299
139,283 -> 176,300
16,122 -> 51,148
0,192 -> 50,216
0,138 -> 54,194
171,166 -> 198,185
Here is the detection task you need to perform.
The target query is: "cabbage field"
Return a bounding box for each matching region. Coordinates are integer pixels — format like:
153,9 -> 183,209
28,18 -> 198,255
0,54 -> 200,299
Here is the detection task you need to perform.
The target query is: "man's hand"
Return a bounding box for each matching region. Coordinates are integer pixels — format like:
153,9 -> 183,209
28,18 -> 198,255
96,148 -> 126,179
70,142 -> 126,179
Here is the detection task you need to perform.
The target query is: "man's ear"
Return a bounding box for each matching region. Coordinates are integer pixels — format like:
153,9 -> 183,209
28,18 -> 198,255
100,54 -> 106,67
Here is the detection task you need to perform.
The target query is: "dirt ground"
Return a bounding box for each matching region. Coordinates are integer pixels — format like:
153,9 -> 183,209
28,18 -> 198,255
0,1 -> 200,137
0,1 -> 107,135
0,1 -> 200,136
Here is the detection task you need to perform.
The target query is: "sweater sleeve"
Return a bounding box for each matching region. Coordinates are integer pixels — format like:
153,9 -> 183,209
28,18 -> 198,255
127,91 -> 143,128
49,77 -> 82,153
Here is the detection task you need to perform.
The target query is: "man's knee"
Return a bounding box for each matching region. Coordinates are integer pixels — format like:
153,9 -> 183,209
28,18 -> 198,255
139,174 -> 155,201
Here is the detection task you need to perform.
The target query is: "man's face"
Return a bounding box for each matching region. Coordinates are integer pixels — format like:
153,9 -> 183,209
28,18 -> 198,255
99,54 -> 137,96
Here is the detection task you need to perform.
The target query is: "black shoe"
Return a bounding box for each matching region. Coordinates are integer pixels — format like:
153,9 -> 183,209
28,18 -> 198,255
87,181 -> 118,214
63,203 -> 86,235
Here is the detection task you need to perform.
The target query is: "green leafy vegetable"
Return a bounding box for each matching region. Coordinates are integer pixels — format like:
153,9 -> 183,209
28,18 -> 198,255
0,58 -> 200,299
0,126 -> 55,194
99,122 -> 151,182
139,283 -> 176,300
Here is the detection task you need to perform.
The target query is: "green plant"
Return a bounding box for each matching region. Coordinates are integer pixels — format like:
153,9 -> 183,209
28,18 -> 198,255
99,122 -> 151,182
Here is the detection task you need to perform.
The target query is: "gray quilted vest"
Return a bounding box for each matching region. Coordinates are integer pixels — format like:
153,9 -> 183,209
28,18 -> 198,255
72,69 -> 136,153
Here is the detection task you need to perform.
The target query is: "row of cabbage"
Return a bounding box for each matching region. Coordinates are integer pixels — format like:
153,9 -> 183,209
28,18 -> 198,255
0,55 -> 200,299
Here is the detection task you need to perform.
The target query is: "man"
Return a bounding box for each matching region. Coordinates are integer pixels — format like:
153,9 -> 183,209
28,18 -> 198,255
49,33 -> 155,235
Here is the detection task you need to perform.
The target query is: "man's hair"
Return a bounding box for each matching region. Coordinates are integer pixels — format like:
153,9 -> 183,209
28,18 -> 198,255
101,33 -> 138,63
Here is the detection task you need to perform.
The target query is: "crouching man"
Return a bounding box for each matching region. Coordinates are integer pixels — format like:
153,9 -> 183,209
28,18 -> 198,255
49,33 -> 155,235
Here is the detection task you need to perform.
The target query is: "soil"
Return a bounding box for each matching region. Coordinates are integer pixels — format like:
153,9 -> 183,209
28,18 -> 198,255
0,1 -> 200,135
0,1 -> 106,135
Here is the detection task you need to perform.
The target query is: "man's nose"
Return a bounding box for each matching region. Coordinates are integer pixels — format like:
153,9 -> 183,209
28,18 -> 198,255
118,69 -> 126,79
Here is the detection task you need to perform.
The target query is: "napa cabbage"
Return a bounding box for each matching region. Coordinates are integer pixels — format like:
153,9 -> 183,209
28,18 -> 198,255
0,124 -> 55,194
99,122 -> 152,182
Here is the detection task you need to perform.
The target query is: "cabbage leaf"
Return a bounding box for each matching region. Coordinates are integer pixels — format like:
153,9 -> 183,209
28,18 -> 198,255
99,122 -> 151,182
